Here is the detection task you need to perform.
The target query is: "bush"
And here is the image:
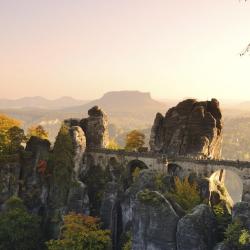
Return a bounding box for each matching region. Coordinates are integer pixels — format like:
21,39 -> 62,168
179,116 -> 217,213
224,220 -> 250,249
138,189 -> 165,206
170,177 -> 201,211
213,202 -> 232,241
213,202 -> 231,242
0,196 -> 42,250
46,213 -> 111,250
120,231 -> 132,250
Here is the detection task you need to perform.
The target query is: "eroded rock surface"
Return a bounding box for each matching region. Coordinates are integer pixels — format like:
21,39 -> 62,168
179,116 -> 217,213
80,106 -> 109,150
132,190 -> 179,250
150,99 -> 222,159
232,202 -> 250,231
65,106 -> 109,150
176,204 -> 217,250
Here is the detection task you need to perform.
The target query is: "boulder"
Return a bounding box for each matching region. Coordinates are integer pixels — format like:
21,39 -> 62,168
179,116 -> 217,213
176,204 -> 217,250
232,202 -> 250,230
132,190 -> 179,250
150,99 -> 222,159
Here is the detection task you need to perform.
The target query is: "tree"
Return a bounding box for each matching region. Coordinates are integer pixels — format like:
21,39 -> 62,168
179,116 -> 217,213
46,213 -> 111,250
27,125 -> 49,140
48,124 -> 74,206
0,196 -> 42,250
0,114 -> 21,154
125,130 -> 145,151
7,126 -> 25,153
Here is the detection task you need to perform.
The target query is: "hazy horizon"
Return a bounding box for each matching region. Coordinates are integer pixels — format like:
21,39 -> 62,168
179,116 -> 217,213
0,90 -> 248,106
1,0 -> 250,101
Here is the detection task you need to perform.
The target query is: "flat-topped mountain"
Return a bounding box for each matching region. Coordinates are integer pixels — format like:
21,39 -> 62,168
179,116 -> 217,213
64,91 -> 168,114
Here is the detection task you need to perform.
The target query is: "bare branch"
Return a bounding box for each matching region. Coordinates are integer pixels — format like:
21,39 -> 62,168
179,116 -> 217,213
240,43 -> 250,56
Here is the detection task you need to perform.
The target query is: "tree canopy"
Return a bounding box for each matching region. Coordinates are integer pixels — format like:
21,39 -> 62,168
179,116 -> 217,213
0,114 -> 24,154
0,196 -> 42,250
46,213 -> 111,250
125,130 -> 145,151
27,125 -> 49,140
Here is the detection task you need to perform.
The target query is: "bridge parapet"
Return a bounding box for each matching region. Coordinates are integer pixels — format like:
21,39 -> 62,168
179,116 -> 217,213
169,157 -> 250,169
86,148 -> 163,159
87,148 -> 250,169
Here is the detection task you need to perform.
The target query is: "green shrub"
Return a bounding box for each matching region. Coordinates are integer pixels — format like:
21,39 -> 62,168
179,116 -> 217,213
224,220 -> 250,249
170,177 -> 201,211
154,172 -> 165,192
121,231 -> 132,250
213,202 -> 231,242
137,189 -> 165,206
0,196 -> 42,250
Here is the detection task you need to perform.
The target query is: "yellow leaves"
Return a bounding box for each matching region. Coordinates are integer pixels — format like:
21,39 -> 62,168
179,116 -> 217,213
0,114 -> 22,154
27,125 -> 48,140
107,138 -> 120,150
125,130 -> 145,151
0,114 -> 21,132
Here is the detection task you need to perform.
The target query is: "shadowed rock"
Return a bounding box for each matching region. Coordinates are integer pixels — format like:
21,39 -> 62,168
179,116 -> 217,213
150,99 -> 222,159
176,204 -> 217,250
132,190 -> 179,250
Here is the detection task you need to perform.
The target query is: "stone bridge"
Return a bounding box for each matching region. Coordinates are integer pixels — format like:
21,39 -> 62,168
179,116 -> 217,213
87,148 -> 250,196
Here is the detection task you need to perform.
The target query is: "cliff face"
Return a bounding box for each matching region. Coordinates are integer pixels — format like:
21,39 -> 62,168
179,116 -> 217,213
150,99 -> 223,159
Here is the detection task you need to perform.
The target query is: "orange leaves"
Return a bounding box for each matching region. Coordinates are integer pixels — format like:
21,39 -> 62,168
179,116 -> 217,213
37,160 -> 48,176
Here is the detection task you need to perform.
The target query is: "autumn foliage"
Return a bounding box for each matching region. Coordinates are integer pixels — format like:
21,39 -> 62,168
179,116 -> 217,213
46,213 -> 111,250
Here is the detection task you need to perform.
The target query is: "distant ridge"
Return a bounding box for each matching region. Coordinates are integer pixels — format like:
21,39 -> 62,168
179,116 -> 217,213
0,96 -> 88,109
63,90 -> 169,114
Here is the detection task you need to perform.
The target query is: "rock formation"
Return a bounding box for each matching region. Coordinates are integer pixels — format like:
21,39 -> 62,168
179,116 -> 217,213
150,99 -> 223,159
65,106 -> 109,150
176,204 -> 217,250
132,190 -> 179,250
80,106 -> 109,150
232,202 -> 250,231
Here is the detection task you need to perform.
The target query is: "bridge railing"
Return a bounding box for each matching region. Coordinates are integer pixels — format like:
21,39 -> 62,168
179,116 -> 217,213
86,148 -> 250,168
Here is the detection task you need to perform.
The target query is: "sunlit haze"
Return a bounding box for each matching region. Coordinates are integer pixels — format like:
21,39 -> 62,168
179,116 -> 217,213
1,0 -> 250,101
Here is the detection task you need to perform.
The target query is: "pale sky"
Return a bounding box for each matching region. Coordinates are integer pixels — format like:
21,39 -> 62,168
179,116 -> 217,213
0,0 -> 250,101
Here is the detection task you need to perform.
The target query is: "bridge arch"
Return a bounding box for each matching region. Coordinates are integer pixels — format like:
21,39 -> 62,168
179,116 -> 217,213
167,163 -> 183,177
127,159 -> 148,181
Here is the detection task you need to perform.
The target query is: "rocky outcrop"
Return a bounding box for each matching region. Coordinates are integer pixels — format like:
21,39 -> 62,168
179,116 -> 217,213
132,190 -> 179,250
69,126 -> 86,175
100,182 -> 123,250
176,204 -> 217,250
66,182 -> 89,214
65,106 -> 109,150
232,202 -> 250,231
80,106 -> 109,150
0,162 -> 21,208
213,243 -> 232,250
150,99 -> 223,159
20,137 -> 51,212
